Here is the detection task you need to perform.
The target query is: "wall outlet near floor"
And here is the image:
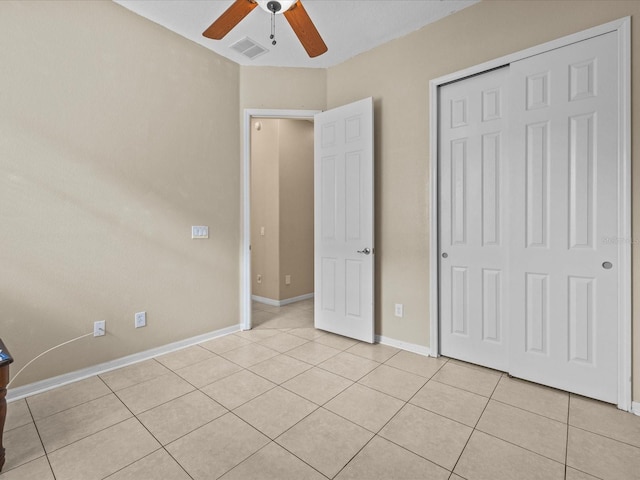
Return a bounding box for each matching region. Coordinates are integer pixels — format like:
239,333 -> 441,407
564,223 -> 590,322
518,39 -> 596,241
94,320 -> 106,337
394,303 -> 404,318
285,275 -> 291,285
135,311 -> 146,328
257,274 -> 262,284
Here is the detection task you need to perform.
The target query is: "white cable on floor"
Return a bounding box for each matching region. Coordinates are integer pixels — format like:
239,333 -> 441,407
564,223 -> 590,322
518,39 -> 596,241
7,332 -> 94,388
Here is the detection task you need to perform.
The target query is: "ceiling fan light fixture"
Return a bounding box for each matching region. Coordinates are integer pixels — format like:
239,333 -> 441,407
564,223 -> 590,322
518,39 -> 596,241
256,0 -> 297,15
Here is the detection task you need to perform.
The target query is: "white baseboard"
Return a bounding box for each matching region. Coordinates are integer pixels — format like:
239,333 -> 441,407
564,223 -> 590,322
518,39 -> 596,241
7,323 -> 241,402
252,293 -> 314,307
375,335 -> 431,357
632,401 -> 640,416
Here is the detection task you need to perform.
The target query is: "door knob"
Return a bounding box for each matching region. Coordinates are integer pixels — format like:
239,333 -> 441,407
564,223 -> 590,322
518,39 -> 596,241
602,261 -> 613,269
357,248 -> 371,255
442,252 -> 448,258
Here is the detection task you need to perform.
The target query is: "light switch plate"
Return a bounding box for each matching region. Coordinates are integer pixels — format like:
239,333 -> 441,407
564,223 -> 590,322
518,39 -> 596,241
192,226 -> 209,239
394,304 -> 404,318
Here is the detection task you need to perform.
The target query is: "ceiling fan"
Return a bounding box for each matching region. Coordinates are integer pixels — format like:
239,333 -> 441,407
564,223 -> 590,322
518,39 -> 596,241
202,0 -> 328,58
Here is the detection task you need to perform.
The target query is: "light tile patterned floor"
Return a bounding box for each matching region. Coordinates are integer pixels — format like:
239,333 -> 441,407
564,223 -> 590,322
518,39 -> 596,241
3,299 -> 640,479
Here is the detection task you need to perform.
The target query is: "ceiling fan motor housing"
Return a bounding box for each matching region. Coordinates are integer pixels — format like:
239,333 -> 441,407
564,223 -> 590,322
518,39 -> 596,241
257,0 -> 297,14
266,1 -> 281,13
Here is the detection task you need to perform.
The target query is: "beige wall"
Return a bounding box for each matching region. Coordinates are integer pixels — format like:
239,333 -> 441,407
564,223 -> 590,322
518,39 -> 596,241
250,119 -> 280,299
326,0 -> 640,401
240,66 -> 326,111
279,119 -> 314,299
251,119 -> 314,301
1,1 -> 241,387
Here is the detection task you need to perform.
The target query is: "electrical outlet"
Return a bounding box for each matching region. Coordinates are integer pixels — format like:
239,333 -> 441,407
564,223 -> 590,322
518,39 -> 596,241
394,304 -> 404,318
135,311 -> 146,328
285,275 -> 291,285
94,320 -> 106,337
257,274 -> 262,284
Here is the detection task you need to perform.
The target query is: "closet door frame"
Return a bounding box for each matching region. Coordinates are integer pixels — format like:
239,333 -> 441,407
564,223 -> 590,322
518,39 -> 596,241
428,17 -> 631,411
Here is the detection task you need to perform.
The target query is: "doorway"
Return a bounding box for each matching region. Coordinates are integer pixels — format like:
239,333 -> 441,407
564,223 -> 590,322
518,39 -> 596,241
242,99 -> 376,343
250,117 -> 315,329
241,109 -> 320,331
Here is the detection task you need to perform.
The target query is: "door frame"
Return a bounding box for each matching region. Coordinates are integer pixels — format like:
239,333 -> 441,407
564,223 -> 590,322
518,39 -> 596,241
241,109 -> 321,331
428,17 -> 631,410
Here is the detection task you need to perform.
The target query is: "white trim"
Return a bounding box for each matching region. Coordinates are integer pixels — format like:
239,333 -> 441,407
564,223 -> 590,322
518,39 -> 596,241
7,324 -> 241,402
428,75 -> 440,358
241,108 -> 321,332
375,335 -> 431,357
252,293 -> 314,307
632,402 -> 640,417
615,18 -> 632,412
428,17 -> 632,410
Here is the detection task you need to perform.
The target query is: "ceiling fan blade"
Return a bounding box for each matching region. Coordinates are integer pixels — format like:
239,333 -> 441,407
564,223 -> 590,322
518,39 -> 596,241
203,0 -> 257,40
283,1 -> 328,58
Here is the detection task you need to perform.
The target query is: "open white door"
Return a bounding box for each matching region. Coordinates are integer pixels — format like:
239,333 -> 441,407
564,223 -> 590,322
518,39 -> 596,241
314,97 -> 374,342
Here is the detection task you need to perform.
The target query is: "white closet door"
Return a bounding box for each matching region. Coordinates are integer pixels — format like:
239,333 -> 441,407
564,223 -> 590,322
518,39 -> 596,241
508,32 -> 619,403
439,67 -> 509,371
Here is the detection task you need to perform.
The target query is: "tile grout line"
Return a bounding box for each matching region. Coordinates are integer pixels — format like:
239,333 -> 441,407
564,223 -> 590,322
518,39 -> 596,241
28,398 -> 57,479
227,409 -> 331,478
468,374 -> 571,468
23,374 -> 126,474
158,447 -> 195,480
26,390 -> 113,424
488,395 -> 569,425
330,432 -> 378,479
448,371 -> 504,476
270,405 -> 368,480
373,434 -> 454,474
219,439 -> 330,480
106,380 -> 198,480
472,427 -> 568,467
100,371 -> 196,478
564,394 -> 571,480
341,358 -> 456,475
568,424 -> 640,451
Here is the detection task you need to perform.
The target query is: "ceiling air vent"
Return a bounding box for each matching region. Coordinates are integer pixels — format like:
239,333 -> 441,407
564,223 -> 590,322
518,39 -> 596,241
230,37 -> 269,60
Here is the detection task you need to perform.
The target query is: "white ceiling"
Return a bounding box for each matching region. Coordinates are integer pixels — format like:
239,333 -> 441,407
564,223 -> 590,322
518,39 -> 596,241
114,0 -> 479,69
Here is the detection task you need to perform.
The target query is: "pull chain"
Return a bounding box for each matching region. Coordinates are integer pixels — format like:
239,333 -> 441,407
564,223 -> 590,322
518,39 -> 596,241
270,11 -> 276,45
